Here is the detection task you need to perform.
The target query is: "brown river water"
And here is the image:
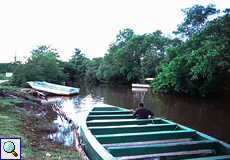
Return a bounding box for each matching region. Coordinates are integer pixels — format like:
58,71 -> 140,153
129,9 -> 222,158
41,84 -> 230,146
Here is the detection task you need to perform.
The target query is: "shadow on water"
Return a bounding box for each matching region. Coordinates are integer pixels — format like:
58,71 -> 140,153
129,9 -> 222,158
41,83 -> 230,146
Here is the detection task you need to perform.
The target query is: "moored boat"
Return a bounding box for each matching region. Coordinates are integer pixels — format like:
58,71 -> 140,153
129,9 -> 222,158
132,78 -> 154,88
27,81 -> 80,95
131,83 -> 150,88
80,106 -> 230,160
0,80 -> 9,83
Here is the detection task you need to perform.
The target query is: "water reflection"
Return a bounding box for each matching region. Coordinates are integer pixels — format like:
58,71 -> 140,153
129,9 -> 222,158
41,84 -> 230,146
42,91 -> 110,146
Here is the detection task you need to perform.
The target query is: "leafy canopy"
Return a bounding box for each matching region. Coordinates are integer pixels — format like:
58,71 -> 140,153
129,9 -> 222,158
12,45 -> 65,87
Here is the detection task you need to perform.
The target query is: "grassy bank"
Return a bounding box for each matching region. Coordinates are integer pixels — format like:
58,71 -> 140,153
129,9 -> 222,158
0,84 -> 82,159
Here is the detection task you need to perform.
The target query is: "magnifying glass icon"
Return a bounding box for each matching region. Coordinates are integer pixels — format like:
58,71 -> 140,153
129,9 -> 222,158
3,141 -> 18,157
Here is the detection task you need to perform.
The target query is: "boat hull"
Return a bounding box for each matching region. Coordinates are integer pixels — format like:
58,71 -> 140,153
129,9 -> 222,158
0,80 -> 9,83
80,106 -> 230,160
27,81 -> 79,95
132,83 -> 150,88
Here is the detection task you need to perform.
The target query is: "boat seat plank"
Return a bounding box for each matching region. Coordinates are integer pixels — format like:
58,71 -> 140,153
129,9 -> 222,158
103,138 -> 191,147
185,155 -> 230,159
96,130 -> 196,144
89,111 -> 133,115
107,140 -> 219,158
88,123 -> 177,129
87,115 -> 135,121
89,124 -> 179,135
86,118 -> 168,127
92,106 -> 124,111
116,149 -> 213,160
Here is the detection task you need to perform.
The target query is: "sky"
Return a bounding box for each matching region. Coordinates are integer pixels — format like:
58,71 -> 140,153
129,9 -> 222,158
0,0 -> 229,63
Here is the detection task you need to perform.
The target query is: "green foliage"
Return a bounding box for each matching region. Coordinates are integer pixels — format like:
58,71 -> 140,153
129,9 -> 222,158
116,28 -> 135,45
7,4 -> 229,97
85,58 -> 102,83
31,45 -> 60,58
0,74 -> 7,80
152,12 -> 230,96
141,31 -> 173,78
61,48 -> 90,83
0,63 -> 13,73
90,29 -> 175,84
12,45 -> 65,87
173,4 -> 220,38
96,62 -> 111,83
57,4 -> 230,96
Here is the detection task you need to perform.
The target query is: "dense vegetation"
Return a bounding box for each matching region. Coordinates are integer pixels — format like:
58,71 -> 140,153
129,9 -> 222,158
1,4 -> 229,96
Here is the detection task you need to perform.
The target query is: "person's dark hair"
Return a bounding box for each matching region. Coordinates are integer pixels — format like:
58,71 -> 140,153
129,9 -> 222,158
139,102 -> 144,107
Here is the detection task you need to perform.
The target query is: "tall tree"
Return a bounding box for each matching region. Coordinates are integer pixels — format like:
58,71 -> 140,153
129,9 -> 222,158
85,57 -> 102,83
63,48 -> 89,82
173,4 -> 220,38
0,63 -> 13,73
141,31 -> 173,79
31,45 -> 60,58
152,12 -> 230,96
116,28 -> 135,43
12,45 -> 64,86
116,28 -> 135,49
71,48 -> 85,59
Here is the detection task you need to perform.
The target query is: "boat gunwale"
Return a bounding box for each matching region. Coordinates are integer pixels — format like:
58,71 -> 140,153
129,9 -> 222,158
80,115 -> 116,160
80,106 -> 230,160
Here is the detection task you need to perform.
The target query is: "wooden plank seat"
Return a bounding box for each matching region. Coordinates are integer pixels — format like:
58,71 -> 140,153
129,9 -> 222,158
86,118 -> 165,127
91,106 -> 123,111
95,130 -> 196,144
103,138 -> 191,147
116,149 -> 213,160
89,124 -> 179,135
89,111 -> 133,115
109,140 -> 219,159
86,114 -> 136,121
186,155 -> 230,159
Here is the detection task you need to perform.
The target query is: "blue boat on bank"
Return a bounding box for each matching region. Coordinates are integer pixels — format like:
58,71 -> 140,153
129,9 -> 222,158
27,81 -> 80,95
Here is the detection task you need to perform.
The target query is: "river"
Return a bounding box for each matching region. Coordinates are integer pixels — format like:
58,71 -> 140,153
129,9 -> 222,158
41,84 -> 230,146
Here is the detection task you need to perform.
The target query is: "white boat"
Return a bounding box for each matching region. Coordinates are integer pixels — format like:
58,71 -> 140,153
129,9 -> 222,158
132,78 -> 154,88
131,88 -> 148,92
132,84 -> 150,88
0,80 -> 9,83
27,81 -> 80,95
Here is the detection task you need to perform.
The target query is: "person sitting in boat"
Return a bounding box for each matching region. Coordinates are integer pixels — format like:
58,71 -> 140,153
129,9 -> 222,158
133,102 -> 154,119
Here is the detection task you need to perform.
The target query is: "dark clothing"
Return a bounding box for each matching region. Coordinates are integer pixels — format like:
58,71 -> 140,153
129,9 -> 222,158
133,107 -> 154,119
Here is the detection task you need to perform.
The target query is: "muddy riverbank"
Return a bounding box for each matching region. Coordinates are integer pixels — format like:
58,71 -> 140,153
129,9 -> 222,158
0,85 -> 82,159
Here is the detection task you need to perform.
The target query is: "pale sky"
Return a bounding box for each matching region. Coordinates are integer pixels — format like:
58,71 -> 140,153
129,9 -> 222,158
0,0 -> 229,63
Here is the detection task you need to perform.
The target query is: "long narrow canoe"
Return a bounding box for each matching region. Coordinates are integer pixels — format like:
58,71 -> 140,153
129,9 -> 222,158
27,81 -> 80,95
80,106 -> 230,160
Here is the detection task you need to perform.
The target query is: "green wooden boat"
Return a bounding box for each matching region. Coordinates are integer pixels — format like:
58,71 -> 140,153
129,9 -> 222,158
80,106 -> 230,160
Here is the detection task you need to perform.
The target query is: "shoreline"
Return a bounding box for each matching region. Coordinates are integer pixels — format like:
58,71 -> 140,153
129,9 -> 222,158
0,85 -> 82,159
